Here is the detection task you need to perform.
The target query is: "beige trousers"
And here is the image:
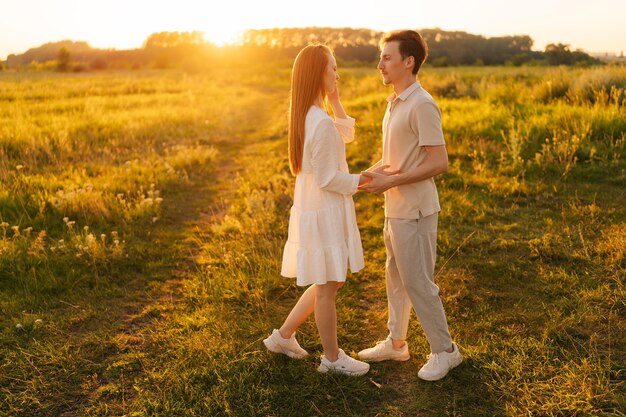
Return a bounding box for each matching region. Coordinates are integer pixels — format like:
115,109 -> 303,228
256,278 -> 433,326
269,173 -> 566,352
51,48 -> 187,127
384,214 -> 452,353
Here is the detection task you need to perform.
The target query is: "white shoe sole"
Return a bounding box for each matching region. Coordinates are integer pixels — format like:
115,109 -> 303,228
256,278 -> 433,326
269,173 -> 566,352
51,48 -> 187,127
317,363 -> 370,376
418,355 -> 463,381
357,352 -> 411,362
263,336 -> 307,359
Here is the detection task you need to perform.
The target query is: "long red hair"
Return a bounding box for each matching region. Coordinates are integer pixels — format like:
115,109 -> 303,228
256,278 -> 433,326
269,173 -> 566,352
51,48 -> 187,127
288,44 -> 332,175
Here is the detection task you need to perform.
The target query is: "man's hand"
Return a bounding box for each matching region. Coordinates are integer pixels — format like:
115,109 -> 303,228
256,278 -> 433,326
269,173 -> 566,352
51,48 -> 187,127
358,165 -> 401,194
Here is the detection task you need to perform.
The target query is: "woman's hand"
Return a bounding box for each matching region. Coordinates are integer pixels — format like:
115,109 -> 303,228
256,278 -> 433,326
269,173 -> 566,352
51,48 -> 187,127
327,85 -> 340,103
358,173 -> 371,187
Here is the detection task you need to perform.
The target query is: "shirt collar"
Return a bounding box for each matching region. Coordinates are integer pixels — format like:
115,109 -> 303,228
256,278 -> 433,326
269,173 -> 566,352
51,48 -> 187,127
386,80 -> 421,103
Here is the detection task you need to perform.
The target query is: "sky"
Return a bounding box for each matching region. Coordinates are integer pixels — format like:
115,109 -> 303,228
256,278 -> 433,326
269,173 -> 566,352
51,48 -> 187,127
2,0 -> 625,60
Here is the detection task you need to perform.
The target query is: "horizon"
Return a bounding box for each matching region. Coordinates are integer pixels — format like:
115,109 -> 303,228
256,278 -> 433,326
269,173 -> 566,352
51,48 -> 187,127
2,25 -> 623,60
1,0 -> 625,61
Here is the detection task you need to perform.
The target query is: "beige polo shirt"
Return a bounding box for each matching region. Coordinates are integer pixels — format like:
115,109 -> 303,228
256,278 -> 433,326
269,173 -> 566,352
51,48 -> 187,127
382,80 -> 446,219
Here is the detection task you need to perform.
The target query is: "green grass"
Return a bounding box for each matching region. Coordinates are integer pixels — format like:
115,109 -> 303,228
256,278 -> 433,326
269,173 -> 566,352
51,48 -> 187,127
0,64 -> 624,416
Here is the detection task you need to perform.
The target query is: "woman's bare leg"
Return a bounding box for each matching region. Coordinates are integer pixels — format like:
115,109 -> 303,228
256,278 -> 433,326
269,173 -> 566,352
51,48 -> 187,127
314,282 -> 341,362
278,284 -> 317,338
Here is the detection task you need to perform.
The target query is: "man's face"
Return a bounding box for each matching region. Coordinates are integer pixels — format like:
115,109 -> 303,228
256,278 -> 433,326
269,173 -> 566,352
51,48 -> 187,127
378,41 -> 410,85
323,52 -> 339,94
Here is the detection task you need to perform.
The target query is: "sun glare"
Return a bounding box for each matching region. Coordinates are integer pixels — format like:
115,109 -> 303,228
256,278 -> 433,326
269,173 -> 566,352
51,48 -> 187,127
204,27 -> 242,47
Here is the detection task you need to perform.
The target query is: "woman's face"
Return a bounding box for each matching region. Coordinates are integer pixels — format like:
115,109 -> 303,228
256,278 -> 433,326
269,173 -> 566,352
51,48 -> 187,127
322,52 -> 339,95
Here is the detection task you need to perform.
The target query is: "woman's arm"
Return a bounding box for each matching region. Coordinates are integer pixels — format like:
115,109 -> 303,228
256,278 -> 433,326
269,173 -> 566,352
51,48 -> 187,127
311,120 -> 361,195
327,86 -> 347,119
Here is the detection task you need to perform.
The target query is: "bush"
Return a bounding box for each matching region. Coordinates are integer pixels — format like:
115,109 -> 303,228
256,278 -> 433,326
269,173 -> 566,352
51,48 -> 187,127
90,57 -> 108,70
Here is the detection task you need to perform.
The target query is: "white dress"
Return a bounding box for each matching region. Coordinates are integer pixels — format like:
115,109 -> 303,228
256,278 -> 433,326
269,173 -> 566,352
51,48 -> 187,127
281,105 -> 365,286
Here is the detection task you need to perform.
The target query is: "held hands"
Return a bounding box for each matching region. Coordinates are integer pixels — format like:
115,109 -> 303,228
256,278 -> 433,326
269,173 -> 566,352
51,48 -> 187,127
358,165 -> 401,194
358,173 -> 371,187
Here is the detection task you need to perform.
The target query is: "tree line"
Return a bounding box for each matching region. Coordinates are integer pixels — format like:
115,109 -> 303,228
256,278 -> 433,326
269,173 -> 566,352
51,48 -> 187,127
1,27 -> 601,72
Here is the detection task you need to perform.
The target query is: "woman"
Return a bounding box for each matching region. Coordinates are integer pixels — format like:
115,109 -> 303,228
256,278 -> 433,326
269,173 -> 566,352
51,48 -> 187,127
263,44 -> 370,376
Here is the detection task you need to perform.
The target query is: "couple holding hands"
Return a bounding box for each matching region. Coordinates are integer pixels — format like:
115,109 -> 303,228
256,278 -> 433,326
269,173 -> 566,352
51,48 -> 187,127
263,30 -> 462,381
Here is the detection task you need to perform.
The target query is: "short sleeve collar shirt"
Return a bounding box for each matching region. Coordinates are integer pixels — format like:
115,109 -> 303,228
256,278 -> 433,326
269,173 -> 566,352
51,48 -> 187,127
382,80 -> 446,219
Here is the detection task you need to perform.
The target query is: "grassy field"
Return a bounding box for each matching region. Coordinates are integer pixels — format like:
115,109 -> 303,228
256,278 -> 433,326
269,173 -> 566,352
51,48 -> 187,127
0,64 -> 625,416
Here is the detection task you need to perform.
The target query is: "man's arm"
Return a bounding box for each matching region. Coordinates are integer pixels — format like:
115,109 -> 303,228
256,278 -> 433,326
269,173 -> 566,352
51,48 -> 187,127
359,145 -> 448,194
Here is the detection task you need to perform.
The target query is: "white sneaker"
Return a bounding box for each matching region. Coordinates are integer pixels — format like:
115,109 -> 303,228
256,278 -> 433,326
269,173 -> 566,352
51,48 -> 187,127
263,329 -> 308,359
417,342 -> 463,381
357,336 -> 410,362
317,349 -> 370,376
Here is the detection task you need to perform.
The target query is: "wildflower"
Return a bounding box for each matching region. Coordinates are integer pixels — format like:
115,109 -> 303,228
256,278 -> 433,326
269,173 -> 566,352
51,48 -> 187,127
66,221 -> 75,228
16,165 -> 24,171
152,217 -> 159,223
155,197 -> 163,204
114,239 -> 120,245
100,234 -> 106,242
84,226 -> 89,232
15,323 -> 23,330
63,217 -> 69,223
1,222 -> 8,228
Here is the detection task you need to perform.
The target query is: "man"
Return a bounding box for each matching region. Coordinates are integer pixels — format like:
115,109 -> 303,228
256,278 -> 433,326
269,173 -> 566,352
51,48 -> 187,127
358,30 -> 462,381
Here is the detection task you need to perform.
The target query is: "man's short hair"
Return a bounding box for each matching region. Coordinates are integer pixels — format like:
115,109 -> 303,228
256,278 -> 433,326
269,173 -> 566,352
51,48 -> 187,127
381,30 -> 428,75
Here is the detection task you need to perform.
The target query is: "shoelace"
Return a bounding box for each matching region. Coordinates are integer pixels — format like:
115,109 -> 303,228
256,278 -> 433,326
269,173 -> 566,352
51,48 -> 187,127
426,353 -> 440,365
374,340 -> 389,352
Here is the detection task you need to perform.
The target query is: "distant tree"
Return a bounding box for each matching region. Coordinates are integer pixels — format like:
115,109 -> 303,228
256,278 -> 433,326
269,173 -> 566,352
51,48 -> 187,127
143,31 -> 206,48
5,41 -> 92,69
431,56 -> 450,67
509,54 -> 525,66
544,43 -> 599,66
3,27 -> 603,71
545,43 -> 573,65
57,46 -> 70,71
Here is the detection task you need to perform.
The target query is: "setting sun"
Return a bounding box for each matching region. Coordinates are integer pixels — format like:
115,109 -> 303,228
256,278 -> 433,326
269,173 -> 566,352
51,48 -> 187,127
203,27 -> 243,47
1,0 -> 626,59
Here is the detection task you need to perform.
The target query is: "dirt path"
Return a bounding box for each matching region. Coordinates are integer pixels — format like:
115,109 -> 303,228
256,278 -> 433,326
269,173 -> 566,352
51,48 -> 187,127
53,141 -> 246,416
